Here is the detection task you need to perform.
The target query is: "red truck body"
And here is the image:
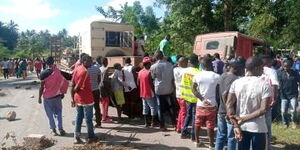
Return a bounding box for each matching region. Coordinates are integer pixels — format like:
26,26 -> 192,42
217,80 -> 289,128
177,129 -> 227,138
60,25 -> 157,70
193,32 -> 267,59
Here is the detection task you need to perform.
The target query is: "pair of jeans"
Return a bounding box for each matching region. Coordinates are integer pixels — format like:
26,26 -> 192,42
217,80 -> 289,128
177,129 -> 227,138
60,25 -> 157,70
181,101 -> 196,139
281,97 -> 298,125
238,131 -> 266,150
142,98 -> 157,116
215,114 -> 236,150
265,108 -> 272,150
74,105 -> 95,139
156,95 -> 176,128
43,96 -> 63,130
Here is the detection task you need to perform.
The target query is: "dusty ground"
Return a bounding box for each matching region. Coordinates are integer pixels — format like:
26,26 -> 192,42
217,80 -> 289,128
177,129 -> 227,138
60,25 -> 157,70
0,73 -> 211,150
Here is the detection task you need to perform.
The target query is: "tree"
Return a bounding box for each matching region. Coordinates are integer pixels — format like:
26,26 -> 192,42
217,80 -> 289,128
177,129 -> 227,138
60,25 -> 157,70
0,20 -> 18,51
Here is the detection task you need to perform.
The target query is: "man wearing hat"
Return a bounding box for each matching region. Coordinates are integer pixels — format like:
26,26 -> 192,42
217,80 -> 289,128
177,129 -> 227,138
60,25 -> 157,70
215,58 -> 245,150
137,57 -> 157,127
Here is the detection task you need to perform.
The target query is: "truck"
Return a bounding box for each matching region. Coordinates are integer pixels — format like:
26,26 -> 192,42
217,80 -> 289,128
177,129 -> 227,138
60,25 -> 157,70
79,21 -> 142,67
193,31 -> 270,59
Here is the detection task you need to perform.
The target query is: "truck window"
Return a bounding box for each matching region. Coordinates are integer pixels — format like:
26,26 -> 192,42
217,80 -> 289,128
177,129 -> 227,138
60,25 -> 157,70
106,31 -> 121,47
206,41 -> 220,50
106,31 -> 132,48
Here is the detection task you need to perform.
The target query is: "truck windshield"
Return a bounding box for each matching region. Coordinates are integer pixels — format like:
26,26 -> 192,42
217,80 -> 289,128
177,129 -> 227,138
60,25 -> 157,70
106,31 -> 132,48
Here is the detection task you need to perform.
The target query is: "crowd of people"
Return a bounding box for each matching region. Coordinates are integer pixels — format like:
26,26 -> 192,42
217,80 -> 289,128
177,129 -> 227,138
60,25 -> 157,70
0,57 -> 46,80
35,47 -> 300,150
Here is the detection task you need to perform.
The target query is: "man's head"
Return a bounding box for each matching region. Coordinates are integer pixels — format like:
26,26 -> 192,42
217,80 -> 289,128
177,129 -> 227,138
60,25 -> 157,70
102,58 -> 108,67
260,55 -> 272,67
245,56 -> 264,76
46,56 -> 54,66
213,53 -> 221,60
113,63 -> 122,70
134,36 -> 137,41
143,57 -> 152,69
81,55 -> 93,68
79,53 -> 88,63
228,58 -> 245,76
165,34 -> 170,41
200,56 -> 213,71
190,53 -> 199,68
283,59 -> 293,72
178,57 -> 188,68
96,56 -> 102,65
155,51 -> 164,60
125,57 -> 131,64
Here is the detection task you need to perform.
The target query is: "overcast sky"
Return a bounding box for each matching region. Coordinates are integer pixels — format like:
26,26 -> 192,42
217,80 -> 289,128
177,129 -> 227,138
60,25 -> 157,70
0,0 -> 165,35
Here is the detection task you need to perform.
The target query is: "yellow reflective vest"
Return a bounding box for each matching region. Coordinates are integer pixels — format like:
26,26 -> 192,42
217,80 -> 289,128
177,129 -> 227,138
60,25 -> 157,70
180,67 -> 200,103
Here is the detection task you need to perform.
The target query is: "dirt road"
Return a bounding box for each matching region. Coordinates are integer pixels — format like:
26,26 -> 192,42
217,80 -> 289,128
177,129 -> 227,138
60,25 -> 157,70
0,73 -> 210,150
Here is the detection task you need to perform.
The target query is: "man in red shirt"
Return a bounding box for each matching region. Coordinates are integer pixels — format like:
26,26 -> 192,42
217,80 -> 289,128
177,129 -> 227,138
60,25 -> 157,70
34,58 -> 43,78
71,55 -> 97,144
137,57 -> 157,127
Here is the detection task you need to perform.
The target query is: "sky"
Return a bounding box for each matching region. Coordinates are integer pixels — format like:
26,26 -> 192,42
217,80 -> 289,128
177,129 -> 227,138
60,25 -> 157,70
0,0 -> 165,35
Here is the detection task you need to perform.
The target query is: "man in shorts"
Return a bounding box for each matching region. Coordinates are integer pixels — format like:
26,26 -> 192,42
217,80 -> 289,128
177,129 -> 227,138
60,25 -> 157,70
192,56 -> 220,149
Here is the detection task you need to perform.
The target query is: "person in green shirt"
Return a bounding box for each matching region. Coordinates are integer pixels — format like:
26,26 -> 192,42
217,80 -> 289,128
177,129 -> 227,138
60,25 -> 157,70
159,34 -> 171,56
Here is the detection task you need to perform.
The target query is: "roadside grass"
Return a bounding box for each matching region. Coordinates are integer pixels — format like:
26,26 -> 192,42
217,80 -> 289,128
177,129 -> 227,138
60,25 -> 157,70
272,122 -> 300,150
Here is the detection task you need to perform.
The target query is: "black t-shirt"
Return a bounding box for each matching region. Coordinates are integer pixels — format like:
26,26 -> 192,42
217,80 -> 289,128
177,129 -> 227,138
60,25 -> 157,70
40,69 -> 53,80
278,69 -> 300,99
217,72 -> 239,115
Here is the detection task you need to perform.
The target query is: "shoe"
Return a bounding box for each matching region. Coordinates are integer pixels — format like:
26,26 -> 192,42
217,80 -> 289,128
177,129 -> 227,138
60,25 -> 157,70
51,129 -> 58,136
102,119 -> 113,123
73,137 -> 83,144
86,137 -> 98,144
291,122 -> 297,129
208,145 -> 215,150
194,142 -> 204,148
160,127 -> 167,131
94,124 -> 102,128
283,124 -> 289,128
181,132 -> 190,139
58,129 -> 66,136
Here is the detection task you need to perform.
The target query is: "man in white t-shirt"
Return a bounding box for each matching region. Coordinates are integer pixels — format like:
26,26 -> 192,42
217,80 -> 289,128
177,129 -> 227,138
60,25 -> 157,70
192,56 -> 220,149
227,56 -> 271,150
123,57 -> 138,119
260,55 -> 279,150
173,57 -> 188,133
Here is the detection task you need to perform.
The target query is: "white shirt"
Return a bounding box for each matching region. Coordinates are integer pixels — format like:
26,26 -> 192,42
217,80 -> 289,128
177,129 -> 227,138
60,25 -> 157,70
192,70 -> 220,107
262,66 -> 279,86
123,64 -> 137,92
173,67 -> 185,98
3,61 -> 9,69
229,76 -> 271,133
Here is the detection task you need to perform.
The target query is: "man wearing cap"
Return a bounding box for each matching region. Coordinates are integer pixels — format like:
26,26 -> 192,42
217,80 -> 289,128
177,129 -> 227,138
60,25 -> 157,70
137,57 -> 157,127
38,56 -> 68,136
215,58 -> 245,150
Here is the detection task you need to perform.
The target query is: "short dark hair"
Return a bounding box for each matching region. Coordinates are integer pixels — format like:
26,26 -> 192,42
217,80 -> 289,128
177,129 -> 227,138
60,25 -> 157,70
283,59 -> 293,66
201,56 -> 213,69
189,53 -> 199,66
155,51 -> 164,60
46,56 -> 54,65
125,57 -> 131,64
96,56 -> 102,64
81,54 -> 91,63
113,63 -> 121,69
214,53 -> 220,59
260,55 -> 272,60
245,56 -> 263,71
80,53 -> 87,59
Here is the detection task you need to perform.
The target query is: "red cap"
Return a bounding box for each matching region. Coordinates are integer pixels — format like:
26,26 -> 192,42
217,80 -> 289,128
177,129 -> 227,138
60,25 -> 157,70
143,57 -> 151,63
